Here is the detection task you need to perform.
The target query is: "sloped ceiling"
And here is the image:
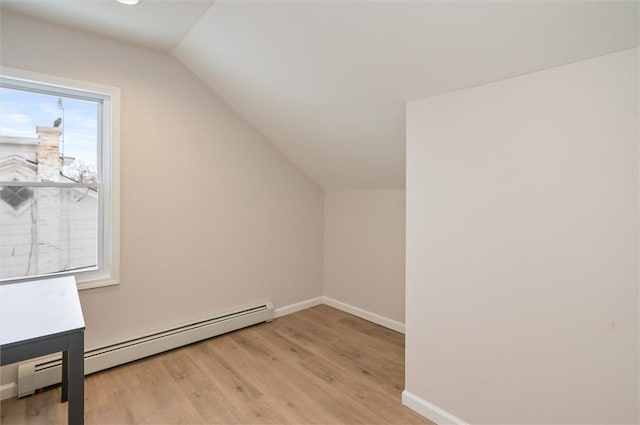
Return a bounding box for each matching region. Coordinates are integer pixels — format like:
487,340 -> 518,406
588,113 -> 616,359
2,0 -> 639,189
0,0 -> 214,51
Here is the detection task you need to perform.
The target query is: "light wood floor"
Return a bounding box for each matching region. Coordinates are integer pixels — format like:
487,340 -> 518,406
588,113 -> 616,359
0,304 -> 432,425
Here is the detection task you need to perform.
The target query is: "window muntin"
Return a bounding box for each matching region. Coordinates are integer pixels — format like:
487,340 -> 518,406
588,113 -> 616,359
0,70 -> 119,288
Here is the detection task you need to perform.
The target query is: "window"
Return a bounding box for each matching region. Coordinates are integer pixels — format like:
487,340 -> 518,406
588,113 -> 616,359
0,68 -> 119,289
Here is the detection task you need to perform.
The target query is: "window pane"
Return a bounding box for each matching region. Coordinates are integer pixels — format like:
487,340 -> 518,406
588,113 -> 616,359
0,87 -> 99,183
0,185 -> 98,280
0,82 -> 102,282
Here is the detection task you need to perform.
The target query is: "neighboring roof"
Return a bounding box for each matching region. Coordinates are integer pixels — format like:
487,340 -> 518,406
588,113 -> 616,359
0,136 -> 38,164
0,154 -> 37,177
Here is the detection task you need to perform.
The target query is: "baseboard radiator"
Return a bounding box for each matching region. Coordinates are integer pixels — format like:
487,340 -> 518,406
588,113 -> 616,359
17,300 -> 274,398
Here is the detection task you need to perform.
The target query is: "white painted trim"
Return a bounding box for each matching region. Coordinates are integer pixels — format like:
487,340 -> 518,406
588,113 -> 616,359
274,296 -> 323,318
402,390 -> 469,425
322,296 -> 405,334
0,382 -> 17,401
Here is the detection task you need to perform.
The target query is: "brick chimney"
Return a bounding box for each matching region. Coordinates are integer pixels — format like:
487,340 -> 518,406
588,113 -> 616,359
35,126 -> 62,182
34,126 -> 62,274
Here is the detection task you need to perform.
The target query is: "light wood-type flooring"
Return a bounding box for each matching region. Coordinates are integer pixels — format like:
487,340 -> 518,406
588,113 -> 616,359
0,304 -> 432,425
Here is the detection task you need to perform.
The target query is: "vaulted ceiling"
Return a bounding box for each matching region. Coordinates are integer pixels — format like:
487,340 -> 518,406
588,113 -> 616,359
2,0 -> 639,189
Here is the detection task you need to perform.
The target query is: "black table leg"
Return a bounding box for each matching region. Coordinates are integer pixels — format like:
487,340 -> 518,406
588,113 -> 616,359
61,349 -> 68,402
67,331 -> 84,425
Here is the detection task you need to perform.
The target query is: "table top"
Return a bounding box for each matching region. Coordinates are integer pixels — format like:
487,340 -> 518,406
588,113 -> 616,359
0,276 -> 85,346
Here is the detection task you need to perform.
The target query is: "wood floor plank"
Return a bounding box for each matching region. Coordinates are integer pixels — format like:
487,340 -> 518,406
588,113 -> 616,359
269,311 -> 406,396
231,329 -> 384,424
0,305 -> 433,425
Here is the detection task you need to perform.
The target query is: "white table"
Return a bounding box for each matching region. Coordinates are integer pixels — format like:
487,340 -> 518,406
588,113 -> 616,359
0,276 -> 85,424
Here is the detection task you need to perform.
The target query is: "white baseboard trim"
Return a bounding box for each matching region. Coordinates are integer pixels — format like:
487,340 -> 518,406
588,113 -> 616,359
274,296 -> 405,334
322,296 -> 405,334
0,382 -> 17,401
402,390 -> 469,425
274,296 -> 323,318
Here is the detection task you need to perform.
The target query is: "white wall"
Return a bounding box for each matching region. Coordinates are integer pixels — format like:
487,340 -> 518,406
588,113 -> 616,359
1,11 -> 324,385
324,190 -> 405,328
405,48 -> 639,424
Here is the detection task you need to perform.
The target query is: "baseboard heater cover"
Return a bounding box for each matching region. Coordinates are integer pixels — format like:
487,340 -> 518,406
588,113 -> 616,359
17,300 -> 274,397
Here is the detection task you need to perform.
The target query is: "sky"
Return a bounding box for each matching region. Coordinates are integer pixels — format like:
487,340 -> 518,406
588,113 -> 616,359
0,87 -> 98,173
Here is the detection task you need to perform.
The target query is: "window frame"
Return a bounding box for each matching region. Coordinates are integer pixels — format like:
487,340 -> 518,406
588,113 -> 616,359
0,67 -> 120,290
